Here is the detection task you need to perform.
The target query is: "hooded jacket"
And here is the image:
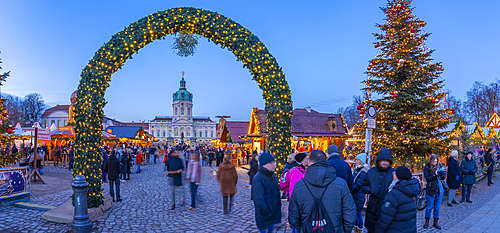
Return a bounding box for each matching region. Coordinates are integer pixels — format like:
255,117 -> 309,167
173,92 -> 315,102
104,152 -> 122,180
374,178 -> 421,233
461,157 -> 478,185
252,166 -> 282,229
327,154 -> 354,191
285,162 -> 306,199
217,162 -> 238,194
289,160 -> 356,233
361,148 -> 394,233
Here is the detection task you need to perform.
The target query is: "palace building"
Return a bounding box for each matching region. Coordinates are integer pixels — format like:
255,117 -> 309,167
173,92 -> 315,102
149,74 -> 216,147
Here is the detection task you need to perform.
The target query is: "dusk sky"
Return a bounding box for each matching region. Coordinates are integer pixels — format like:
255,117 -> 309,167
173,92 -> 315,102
0,0 -> 498,122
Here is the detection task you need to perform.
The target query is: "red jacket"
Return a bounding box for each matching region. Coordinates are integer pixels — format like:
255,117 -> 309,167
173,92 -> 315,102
136,152 -> 142,164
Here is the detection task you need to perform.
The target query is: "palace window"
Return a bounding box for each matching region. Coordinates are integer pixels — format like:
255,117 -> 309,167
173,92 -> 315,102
175,108 -> 178,115
181,107 -> 185,115
199,131 -> 202,137
175,128 -> 179,136
163,130 -> 166,137
187,108 -> 190,115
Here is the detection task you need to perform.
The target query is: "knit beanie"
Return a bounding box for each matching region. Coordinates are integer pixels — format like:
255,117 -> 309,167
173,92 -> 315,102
396,166 -> 412,181
327,145 -> 339,156
356,153 -> 367,164
259,152 -> 275,166
295,153 -> 307,163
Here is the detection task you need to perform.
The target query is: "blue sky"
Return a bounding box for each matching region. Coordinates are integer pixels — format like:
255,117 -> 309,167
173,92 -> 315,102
0,0 -> 498,121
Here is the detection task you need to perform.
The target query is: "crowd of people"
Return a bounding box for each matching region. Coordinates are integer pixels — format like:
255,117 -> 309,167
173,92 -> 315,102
98,142 -> 498,232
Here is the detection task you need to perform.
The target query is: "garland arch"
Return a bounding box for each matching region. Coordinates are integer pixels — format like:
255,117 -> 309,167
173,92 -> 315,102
73,7 -> 293,207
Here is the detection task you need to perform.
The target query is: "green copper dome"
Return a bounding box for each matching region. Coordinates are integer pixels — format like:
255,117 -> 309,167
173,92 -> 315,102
173,77 -> 193,101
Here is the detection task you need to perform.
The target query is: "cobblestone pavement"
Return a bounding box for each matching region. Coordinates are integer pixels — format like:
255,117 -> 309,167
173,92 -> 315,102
1,161 -> 500,232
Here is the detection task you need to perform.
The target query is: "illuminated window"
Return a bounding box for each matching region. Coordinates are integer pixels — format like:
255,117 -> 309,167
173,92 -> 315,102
175,128 -> 179,136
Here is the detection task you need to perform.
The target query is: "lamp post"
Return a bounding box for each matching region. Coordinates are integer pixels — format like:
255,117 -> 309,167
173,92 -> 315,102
72,175 -> 92,233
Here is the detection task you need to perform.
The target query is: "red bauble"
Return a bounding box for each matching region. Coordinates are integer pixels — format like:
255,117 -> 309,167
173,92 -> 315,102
393,94 -> 398,98
357,106 -> 361,110
360,111 -> 365,115
401,5 -> 405,9
7,128 -> 13,134
411,29 -> 416,33
375,43 -> 380,48
432,99 -> 435,104
2,112 -> 6,117
360,103 -> 364,107
390,91 -> 394,95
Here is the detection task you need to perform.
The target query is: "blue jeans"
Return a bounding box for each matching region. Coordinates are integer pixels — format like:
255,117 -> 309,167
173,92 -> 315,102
190,182 -> 198,208
109,179 -> 120,200
202,160 -> 206,166
292,226 -> 299,233
136,164 -> 141,173
425,194 -> 443,219
356,208 -> 363,229
259,224 -> 274,233
102,170 -> 108,182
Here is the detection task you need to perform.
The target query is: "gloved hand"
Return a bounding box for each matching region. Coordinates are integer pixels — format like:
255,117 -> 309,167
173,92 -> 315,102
468,170 -> 473,175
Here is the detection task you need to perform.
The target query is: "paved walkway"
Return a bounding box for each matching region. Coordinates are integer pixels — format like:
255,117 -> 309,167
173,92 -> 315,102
1,160 -> 499,232
446,190 -> 500,233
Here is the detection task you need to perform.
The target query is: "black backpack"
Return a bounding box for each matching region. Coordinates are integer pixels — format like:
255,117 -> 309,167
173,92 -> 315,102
304,181 -> 334,232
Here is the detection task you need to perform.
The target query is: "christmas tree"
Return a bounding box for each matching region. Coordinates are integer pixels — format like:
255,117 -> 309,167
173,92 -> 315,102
360,0 -> 452,169
0,52 -> 24,167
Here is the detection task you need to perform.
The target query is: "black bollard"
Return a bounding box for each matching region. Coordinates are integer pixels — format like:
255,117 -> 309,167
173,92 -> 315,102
72,175 -> 93,233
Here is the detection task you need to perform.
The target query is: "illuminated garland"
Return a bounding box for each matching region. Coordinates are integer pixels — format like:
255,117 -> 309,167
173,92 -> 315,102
74,7 -> 292,207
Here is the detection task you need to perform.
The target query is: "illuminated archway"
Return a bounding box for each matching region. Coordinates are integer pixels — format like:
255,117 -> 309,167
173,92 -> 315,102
73,7 -> 292,207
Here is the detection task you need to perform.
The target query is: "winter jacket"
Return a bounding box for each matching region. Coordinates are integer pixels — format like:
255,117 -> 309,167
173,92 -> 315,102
252,166 -> 282,229
217,162 -> 238,195
289,160 -> 356,233
165,156 -> 184,186
352,165 -> 369,210
136,152 -> 142,164
424,164 -> 446,197
101,149 -> 108,169
461,157 -> 478,185
485,151 -> 496,167
286,164 -> 306,199
447,156 -> 461,189
120,153 -> 128,173
248,159 -> 259,183
327,154 -> 354,191
208,151 -> 214,161
374,178 -> 421,233
104,153 -> 121,180
186,160 -> 202,183
279,161 -> 301,194
361,149 -> 394,233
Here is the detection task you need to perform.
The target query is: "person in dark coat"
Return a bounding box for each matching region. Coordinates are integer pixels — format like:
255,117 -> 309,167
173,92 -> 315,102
352,153 -> 369,232
423,154 -> 446,229
447,150 -> 461,206
375,166 -> 420,233
361,148 -> 394,233
327,145 -> 354,191
484,147 -> 495,186
164,148 -> 184,210
248,153 -> 259,200
289,150 -> 356,233
120,150 -> 128,181
208,150 -> 214,167
104,151 -> 122,202
461,151 -> 478,203
101,147 -> 109,182
252,152 -> 281,233
126,150 -> 132,180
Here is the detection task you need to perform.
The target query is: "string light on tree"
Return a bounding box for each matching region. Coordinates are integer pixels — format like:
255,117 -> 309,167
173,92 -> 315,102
357,0 -> 452,170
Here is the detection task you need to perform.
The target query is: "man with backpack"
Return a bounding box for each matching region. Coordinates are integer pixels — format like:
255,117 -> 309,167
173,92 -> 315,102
289,150 -> 356,233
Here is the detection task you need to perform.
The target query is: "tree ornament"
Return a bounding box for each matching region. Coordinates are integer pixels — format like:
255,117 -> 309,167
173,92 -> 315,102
360,103 -> 364,108
411,29 -> 416,33
357,106 -> 361,110
393,93 -> 398,98
398,59 -> 405,65
360,111 -> 365,115
375,43 -> 380,48
7,128 -> 13,134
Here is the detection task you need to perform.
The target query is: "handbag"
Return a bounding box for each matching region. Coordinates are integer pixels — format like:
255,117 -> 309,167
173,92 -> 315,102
416,187 -> 426,210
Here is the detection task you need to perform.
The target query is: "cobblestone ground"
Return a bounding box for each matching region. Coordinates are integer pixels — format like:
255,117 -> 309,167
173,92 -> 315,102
1,161 -> 499,232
